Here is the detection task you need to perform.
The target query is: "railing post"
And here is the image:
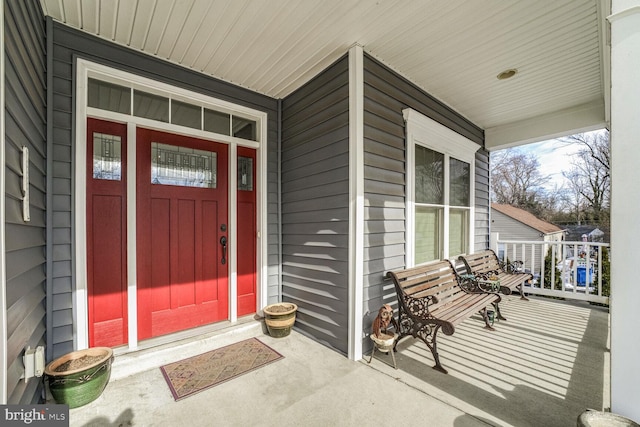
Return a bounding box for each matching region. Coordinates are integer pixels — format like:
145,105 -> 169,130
490,232 -> 499,253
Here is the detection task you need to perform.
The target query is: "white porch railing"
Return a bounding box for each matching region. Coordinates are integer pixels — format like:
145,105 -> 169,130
491,234 -> 610,305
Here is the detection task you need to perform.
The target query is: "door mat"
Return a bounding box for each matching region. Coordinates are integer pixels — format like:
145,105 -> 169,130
160,338 -> 283,401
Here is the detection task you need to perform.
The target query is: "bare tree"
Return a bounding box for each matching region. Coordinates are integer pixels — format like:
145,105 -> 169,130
559,172 -> 589,223
561,130 -> 610,225
491,149 -> 550,213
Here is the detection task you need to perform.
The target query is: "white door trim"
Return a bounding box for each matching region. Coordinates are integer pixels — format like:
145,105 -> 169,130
74,59 -> 267,351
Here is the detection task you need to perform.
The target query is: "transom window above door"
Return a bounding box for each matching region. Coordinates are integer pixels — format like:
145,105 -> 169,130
87,78 -> 259,142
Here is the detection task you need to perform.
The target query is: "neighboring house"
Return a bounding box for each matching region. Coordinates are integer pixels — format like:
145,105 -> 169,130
491,203 -> 564,274
2,0 -> 639,420
565,225 -> 607,243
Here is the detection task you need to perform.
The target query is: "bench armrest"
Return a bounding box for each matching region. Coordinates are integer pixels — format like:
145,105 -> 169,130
458,273 -> 500,294
402,293 -> 438,320
499,259 -> 524,274
473,270 -> 501,281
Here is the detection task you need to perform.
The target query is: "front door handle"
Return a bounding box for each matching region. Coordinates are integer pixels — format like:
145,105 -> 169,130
220,236 -> 227,265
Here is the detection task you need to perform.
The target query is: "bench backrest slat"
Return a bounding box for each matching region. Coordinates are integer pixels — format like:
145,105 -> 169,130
387,260 -> 464,308
401,274 -> 457,296
461,250 -> 501,273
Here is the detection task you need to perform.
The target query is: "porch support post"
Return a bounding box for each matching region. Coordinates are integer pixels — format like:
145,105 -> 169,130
348,44 -> 364,361
609,0 -> 640,421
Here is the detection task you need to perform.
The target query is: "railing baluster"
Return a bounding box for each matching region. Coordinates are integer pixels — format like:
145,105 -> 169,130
572,243 -> 578,293
540,244 -> 545,289
493,238 -> 609,304
597,246 -> 603,297
551,244 -> 556,291
530,244 -> 535,278
585,248 -> 591,295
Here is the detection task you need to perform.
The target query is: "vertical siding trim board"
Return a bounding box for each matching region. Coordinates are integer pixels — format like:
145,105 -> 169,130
348,45 -> 365,361
259,103 -> 270,312
73,60 -> 88,349
277,99 -> 283,303
45,15 -> 54,363
1,0 -> 8,404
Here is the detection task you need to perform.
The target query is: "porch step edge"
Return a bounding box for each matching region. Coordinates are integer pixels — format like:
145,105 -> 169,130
110,320 -> 264,381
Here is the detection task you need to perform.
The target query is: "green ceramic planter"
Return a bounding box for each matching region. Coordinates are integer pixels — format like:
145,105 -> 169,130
45,347 -> 114,409
263,303 -> 298,338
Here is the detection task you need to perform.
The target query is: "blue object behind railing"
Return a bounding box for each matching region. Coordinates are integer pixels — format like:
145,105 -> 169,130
577,266 -> 594,286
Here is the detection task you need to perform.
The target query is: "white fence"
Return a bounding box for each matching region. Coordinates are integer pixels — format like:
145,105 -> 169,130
492,236 -> 610,305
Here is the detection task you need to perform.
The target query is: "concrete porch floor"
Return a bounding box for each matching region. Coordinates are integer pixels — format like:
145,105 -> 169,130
67,296 -> 610,427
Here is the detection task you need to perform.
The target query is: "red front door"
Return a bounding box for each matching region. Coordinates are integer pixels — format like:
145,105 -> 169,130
136,128 -> 229,340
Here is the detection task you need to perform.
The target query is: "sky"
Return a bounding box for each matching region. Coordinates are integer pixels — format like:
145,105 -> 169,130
500,129 -> 608,192
518,138 -> 581,191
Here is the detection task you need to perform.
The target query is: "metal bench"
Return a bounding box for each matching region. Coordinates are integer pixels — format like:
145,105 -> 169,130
386,260 -> 502,374
459,249 -> 533,300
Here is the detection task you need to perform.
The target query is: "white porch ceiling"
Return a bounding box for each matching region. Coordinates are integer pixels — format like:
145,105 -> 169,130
40,0 -> 609,149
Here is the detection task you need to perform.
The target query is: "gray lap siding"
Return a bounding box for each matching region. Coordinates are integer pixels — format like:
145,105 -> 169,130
362,55 -> 488,351
5,0 -> 47,404
281,56 -> 350,355
48,20 -> 280,359
34,15 -> 487,371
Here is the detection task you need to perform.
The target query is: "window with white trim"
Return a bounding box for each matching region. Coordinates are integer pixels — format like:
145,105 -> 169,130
404,109 -> 480,265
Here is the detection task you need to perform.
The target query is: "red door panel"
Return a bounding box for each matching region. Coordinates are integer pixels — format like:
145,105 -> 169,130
86,118 -> 128,348
200,200 -> 219,303
175,199 -> 196,308
137,128 -> 228,340
150,198 -> 171,312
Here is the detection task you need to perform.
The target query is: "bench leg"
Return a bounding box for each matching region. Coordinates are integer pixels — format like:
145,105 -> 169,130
518,283 -> 530,301
494,302 -> 507,321
417,325 -> 448,374
481,308 -> 496,330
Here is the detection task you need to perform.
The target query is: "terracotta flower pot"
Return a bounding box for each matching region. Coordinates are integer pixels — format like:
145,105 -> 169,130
263,303 -> 298,338
45,347 -> 114,408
